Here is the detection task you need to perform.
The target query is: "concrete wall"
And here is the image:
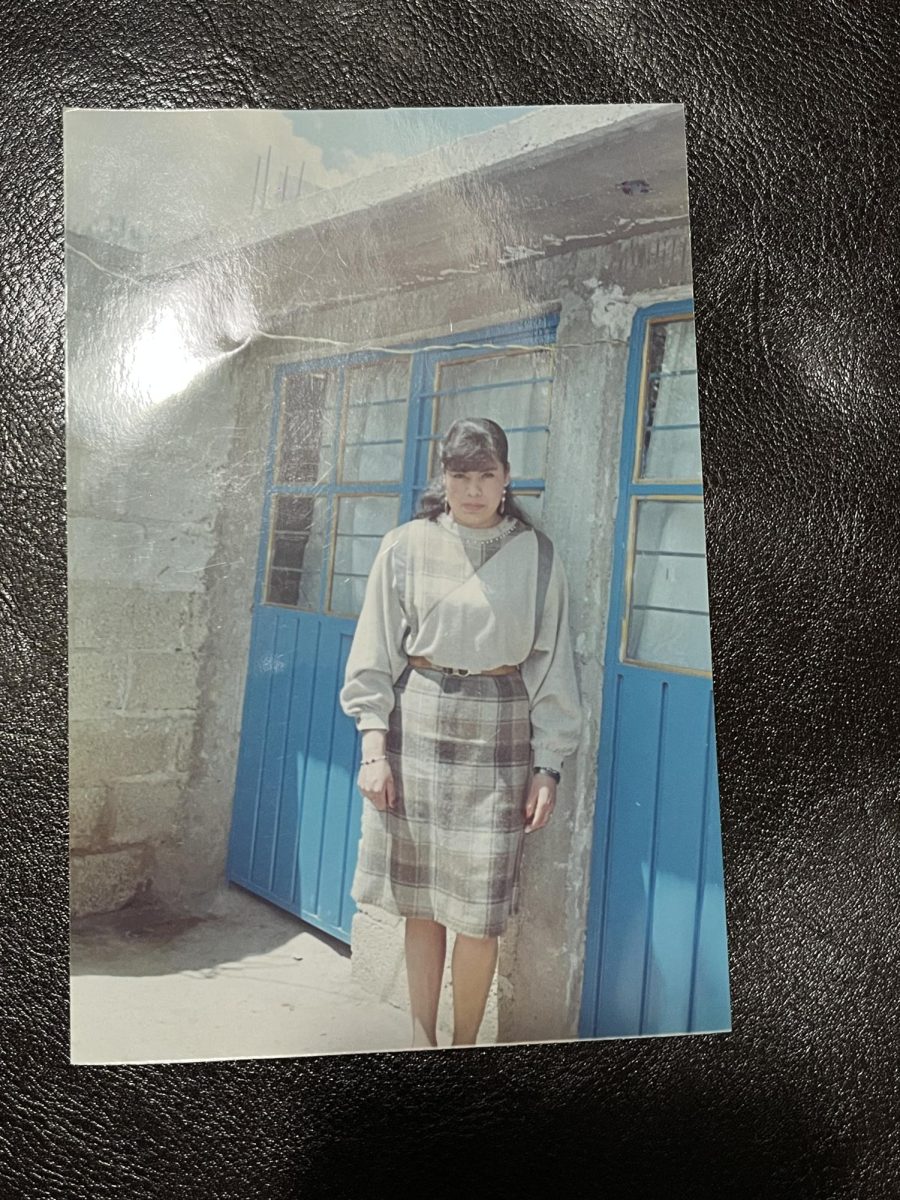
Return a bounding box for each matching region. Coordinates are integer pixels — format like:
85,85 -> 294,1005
67,250 -> 242,915
68,220 -> 693,1045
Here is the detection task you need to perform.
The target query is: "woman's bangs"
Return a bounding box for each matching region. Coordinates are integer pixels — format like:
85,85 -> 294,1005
442,448 -> 500,473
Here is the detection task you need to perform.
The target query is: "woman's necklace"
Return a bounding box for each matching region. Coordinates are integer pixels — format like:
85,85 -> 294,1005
439,513 -> 517,543
477,521 -> 517,543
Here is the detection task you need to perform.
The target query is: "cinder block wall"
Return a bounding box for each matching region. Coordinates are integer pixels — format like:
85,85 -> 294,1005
67,246 -> 233,916
68,561 -> 206,915
67,404 -> 219,915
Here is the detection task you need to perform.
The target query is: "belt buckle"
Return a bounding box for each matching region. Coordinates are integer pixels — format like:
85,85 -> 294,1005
447,666 -> 469,677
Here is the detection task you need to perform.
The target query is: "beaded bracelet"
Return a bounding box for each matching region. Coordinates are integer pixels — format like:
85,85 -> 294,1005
361,754 -> 388,766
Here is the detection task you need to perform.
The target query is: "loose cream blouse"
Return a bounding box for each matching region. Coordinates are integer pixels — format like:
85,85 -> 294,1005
339,513 -> 582,774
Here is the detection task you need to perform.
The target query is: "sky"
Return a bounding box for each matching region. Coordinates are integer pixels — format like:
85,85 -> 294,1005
288,107 -> 537,170
64,107 -> 539,251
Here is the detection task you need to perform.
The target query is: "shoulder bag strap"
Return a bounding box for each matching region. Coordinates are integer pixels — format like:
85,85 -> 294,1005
533,527 -> 554,644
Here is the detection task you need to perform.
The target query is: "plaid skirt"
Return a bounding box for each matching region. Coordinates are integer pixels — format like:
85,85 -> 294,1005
351,665 -> 533,938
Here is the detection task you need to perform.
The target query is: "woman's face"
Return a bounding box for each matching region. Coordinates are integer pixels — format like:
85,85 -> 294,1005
443,457 -> 511,528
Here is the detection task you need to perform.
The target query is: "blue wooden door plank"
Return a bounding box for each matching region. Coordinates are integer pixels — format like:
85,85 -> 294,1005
593,674 -> 665,1037
688,728 -> 732,1032
250,612 -> 300,891
297,623 -> 344,926
318,628 -> 360,934
226,614 -> 278,884
271,615 -> 319,904
640,672 -> 709,1033
578,670 -> 622,1037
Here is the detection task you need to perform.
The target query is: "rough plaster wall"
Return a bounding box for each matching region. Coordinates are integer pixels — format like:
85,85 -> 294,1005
492,274 -> 624,1044
177,351 -> 272,905
67,254 -> 233,915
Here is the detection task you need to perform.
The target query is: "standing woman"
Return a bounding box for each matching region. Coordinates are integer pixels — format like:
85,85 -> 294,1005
340,417 -> 582,1047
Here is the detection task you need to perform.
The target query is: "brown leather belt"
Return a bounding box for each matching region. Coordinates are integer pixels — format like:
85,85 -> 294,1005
407,655 -> 519,677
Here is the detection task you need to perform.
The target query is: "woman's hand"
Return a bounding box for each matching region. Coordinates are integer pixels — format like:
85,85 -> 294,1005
524,773 -> 557,833
358,757 -> 396,811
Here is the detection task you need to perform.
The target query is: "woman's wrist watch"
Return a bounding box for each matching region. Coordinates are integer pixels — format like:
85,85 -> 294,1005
533,766 -> 561,783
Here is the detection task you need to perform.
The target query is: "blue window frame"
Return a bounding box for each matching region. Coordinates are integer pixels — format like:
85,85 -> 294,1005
256,312 -> 560,619
618,303 -> 710,676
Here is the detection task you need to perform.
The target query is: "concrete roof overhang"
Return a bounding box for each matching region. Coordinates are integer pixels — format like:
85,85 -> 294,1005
67,104 -> 691,335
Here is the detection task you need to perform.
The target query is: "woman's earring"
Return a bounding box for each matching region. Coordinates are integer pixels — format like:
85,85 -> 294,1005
500,487 -> 507,515
444,498 -> 450,514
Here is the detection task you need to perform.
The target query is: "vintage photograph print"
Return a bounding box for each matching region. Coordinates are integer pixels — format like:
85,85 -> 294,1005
66,104 -> 731,1062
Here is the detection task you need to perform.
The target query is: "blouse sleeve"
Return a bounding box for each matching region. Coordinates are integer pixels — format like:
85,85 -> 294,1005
339,529 -> 409,731
519,547 -> 583,775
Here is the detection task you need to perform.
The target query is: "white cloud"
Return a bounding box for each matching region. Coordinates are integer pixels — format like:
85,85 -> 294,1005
63,109 -> 402,249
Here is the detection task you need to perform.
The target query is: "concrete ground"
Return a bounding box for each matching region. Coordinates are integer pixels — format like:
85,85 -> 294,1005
69,886 -> 416,1064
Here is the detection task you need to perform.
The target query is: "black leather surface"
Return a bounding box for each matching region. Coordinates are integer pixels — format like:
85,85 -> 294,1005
3,1 -> 900,1195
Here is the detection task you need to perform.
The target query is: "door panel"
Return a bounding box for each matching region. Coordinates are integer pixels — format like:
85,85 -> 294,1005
227,317 -> 559,943
580,303 -> 731,1038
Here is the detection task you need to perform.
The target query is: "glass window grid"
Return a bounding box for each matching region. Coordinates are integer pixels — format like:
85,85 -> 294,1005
258,317 -> 559,617
425,347 -> 555,504
273,371 -> 331,486
633,314 -> 702,485
327,493 -> 402,618
263,494 -> 325,609
620,309 -> 711,679
337,360 -> 412,485
263,358 -> 406,615
621,495 -> 711,676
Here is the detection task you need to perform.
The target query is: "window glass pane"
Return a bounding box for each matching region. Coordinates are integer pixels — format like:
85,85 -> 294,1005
328,494 -> 400,617
265,494 -> 327,610
653,372 -> 700,425
433,350 -> 552,477
340,361 -> 410,483
345,359 -> 411,406
632,550 -> 710,615
505,429 -> 548,479
642,426 -> 702,480
634,497 -> 707,555
626,610 -> 711,673
626,500 -> 711,672
333,529 -> 383,577
438,348 -> 552,400
639,318 -> 701,481
651,318 -> 697,373
512,491 -> 544,524
329,575 -> 370,618
342,433 -> 405,482
276,372 -> 337,485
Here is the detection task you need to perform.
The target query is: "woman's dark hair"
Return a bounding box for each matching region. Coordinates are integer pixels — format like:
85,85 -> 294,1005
415,417 -> 534,526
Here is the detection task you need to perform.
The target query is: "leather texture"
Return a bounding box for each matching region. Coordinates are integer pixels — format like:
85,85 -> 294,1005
3,1 -> 900,1195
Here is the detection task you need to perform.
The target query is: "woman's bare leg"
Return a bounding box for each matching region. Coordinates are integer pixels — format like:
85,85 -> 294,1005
405,918 -> 447,1047
450,933 -> 499,1046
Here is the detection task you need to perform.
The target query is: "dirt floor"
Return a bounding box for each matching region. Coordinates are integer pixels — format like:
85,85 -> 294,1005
69,887 -> 415,1064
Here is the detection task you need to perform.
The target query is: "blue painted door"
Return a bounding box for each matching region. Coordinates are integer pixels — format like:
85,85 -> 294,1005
580,302 -> 731,1037
227,317 -> 558,942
